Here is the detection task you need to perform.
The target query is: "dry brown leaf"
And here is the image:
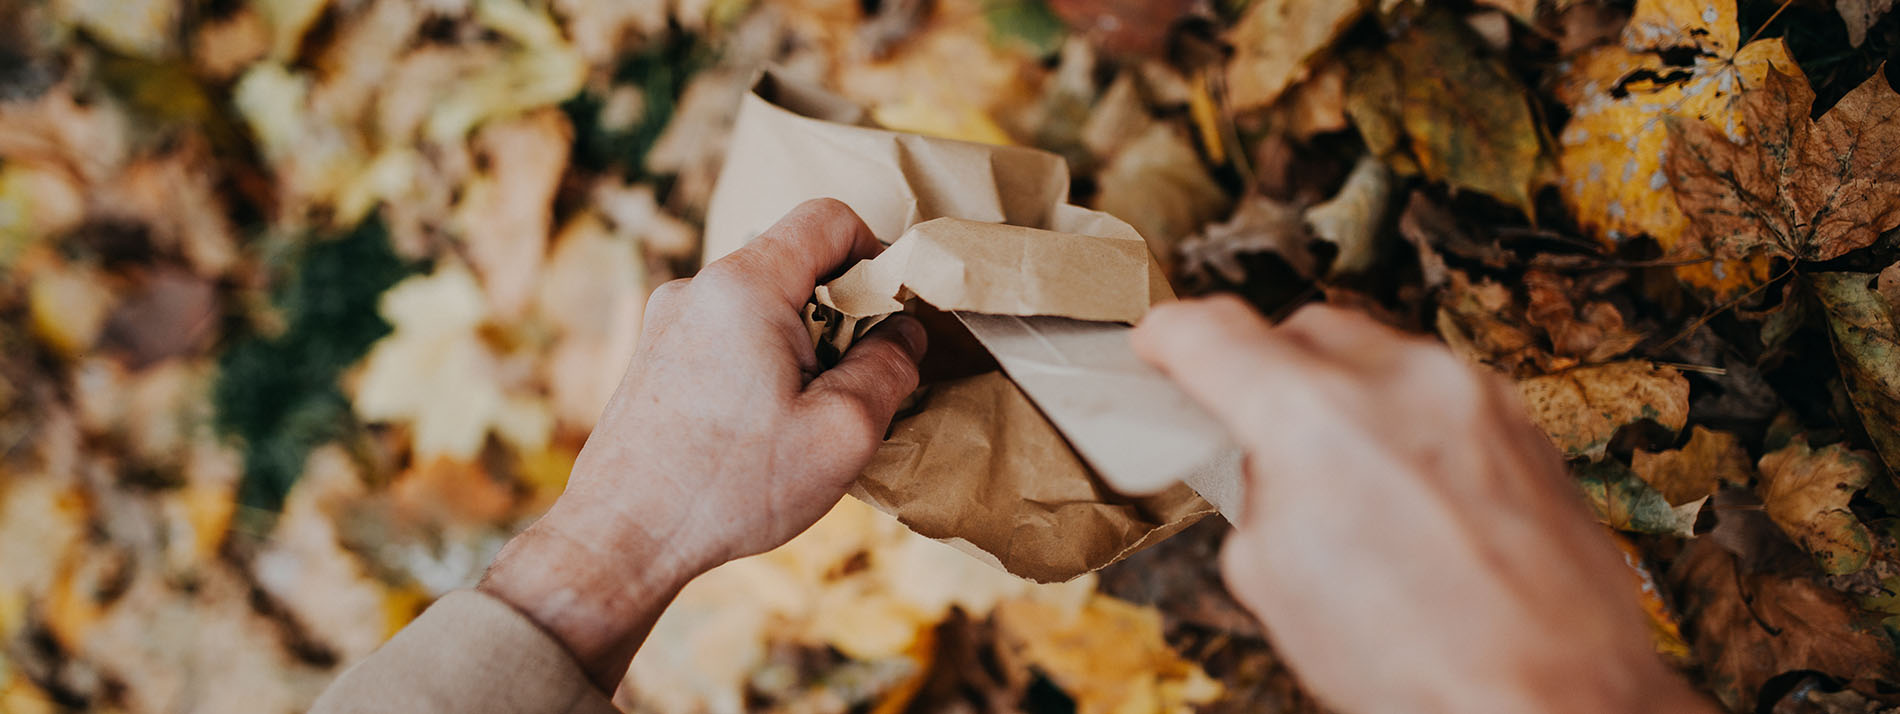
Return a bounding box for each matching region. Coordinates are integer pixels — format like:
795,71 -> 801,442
454,108 -> 572,320
1176,195 -> 1312,284
1839,0 -> 1898,46
537,214 -> 648,429
1436,271 -> 1540,373
1281,59 -> 1350,140
1632,426 -> 1754,506
1522,270 -> 1645,365
252,445 -> 394,662
1225,0 -> 1370,112
1758,437 -> 1877,575
1517,361 -> 1689,458
1092,123 -> 1231,268
1554,0 -> 1795,296
1669,68 -> 1900,262
1673,539 -> 1899,710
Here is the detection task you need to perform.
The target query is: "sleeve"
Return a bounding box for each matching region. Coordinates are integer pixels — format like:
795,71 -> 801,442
308,589 -> 623,714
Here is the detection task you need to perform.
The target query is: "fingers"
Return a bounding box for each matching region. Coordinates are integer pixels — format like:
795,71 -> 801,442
1132,295 -> 1308,437
800,314 -> 927,445
710,198 -> 883,307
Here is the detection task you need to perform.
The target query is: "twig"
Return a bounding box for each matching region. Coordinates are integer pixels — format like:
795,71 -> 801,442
1646,264 -> 1798,356
1742,0 -> 1798,49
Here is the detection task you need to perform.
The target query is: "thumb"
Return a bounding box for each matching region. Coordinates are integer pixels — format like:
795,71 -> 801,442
800,314 -> 927,445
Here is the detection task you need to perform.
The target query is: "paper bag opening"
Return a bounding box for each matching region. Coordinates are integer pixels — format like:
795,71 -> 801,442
705,67 -> 1228,583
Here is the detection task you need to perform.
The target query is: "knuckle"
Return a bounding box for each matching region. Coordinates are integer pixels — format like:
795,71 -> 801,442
792,197 -> 855,224
643,278 -> 692,319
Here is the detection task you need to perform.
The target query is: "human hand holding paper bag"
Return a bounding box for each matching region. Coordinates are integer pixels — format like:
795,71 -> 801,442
705,68 -> 1242,581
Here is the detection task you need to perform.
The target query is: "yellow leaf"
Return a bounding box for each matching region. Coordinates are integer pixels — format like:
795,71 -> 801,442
996,594 -> 1223,714
352,262 -> 553,460
27,259 -> 114,357
1553,0 -> 1796,296
1187,72 -> 1225,165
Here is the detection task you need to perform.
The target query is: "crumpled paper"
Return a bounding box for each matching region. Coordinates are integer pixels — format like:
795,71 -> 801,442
705,68 -> 1242,582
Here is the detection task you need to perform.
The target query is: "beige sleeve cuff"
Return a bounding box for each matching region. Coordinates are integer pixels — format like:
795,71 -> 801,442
309,589 -> 621,714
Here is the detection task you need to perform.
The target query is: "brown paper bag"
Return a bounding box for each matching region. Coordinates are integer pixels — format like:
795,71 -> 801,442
704,69 -> 1242,583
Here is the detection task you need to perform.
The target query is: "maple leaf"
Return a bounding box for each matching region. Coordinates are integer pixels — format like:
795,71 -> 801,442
351,262 -> 552,461
1813,267 -> 1900,477
1346,9 -> 1548,214
1632,426 -> 1754,505
1669,67 -> 1900,262
1516,361 -> 1689,459
1553,0 -> 1795,296
1757,436 -> 1876,575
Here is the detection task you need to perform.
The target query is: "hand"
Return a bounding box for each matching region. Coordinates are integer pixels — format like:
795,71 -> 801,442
480,199 -> 926,690
1133,298 -> 1716,714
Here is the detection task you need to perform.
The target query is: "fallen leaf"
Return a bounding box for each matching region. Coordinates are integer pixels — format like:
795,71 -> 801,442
536,214 -> 648,429
26,258 -> 115,358
995,594 -> 1224,714
1554,0 -> 1795,296
1347,10 -> 1548,214
1668,67 -> 1900,262
1280,58 -> 1350,140
1225,0 -> 1369,112
351,261 -> 552,461
1176,194 -> 1312,284
1633,426 -> 1754,506
454,108 -> 572,320
0,162 -> 85,262
252,445 -> 394,662
1839,0 -> 1898,46
1517,361 -> 1690,458
1758,437 -> 1876,575
1092,123 -> 1231,268
1436,271 -> 1540,374
1813,268 -> 1900,476
1523,269 -> 1646,365
1577,460 -> 1702,536
1673,538 -> 1898,710
1304,154 -> 1392,276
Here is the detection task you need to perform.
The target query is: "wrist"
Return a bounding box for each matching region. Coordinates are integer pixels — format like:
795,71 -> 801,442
477,488 -> 709,691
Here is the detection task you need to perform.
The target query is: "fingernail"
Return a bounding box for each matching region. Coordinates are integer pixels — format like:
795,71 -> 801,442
886,314 -> 927,360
